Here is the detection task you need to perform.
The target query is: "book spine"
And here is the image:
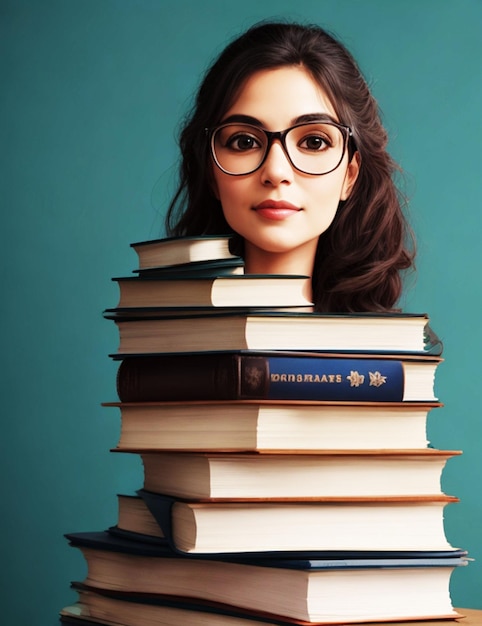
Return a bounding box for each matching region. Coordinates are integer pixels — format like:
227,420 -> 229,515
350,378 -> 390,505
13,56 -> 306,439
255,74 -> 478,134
116,354 -> 405,402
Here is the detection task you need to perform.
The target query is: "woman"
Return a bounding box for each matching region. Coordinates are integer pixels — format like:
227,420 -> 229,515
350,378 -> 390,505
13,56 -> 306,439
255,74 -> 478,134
165,21 -> 414,312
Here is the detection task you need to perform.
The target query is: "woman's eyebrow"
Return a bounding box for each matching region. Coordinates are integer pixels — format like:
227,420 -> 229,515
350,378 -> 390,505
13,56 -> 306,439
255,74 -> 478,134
220,114 -> 263,125
294,113 -> 338,124
219,112 -> 338,126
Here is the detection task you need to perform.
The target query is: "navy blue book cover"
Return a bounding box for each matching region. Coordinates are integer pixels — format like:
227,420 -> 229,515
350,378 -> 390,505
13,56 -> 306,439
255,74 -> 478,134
67,524 -> 467,565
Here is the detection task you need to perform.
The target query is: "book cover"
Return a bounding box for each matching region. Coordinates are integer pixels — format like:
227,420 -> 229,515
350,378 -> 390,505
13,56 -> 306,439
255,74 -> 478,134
134,257 -> 244,277
115,351 -> 441,402
66,530 -> 468,562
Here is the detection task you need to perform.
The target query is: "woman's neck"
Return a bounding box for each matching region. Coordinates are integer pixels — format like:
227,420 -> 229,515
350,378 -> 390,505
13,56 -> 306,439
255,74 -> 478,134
243,239 -> 316,274
243,242 -> 316,302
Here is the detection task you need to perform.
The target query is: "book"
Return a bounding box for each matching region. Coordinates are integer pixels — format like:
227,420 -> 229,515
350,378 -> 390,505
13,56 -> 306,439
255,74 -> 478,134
115,351 -> 441,403
131,235 -> 239,270
135,257 -> 244,277
63,531 -> 466,623
112,274 -> 313,308
110,311 -> 442,355
120,491 -> 466,547
115,494 -> 165,540
135,450 -> 459,501
106,400 -> 441,452
60,584 -> 463,626
60,607 -> 481,626
138,490 -> 459,555
104,305 -> 313,320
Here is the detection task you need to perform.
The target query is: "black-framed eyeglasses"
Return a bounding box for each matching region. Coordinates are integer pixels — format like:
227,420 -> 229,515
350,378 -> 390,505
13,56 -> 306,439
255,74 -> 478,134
207,121 -> 353,176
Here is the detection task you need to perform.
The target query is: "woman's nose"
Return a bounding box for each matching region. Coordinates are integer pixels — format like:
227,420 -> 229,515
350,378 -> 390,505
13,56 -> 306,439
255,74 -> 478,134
259,140 -> 294,186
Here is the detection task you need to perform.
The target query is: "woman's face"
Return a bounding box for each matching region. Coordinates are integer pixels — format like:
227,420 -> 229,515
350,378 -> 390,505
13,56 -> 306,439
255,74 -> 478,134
211,66 -> 359,274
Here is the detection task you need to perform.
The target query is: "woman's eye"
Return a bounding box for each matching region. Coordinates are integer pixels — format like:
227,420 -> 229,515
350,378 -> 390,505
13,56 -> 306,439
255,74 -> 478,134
299,135 -> 330,151
226,134 -> 261,151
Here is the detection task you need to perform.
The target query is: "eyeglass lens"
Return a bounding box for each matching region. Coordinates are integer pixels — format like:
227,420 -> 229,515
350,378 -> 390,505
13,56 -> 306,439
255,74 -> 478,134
212,122 -> 347,175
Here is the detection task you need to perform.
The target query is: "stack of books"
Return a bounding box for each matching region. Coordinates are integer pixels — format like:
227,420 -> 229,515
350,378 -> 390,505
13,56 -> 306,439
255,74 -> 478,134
60,235 -> 468,626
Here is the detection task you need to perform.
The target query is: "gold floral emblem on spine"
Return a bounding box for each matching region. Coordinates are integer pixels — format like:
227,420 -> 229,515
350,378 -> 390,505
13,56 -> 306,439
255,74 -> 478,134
347,371 -> 365,387
369,371 -> 387,387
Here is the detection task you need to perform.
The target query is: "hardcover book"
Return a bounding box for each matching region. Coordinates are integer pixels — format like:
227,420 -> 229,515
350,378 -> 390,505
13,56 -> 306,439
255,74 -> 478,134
135,257 -> 244,277
136,449 -> 459,500
130,234 -> 239,270
60,584 -> 462,626
106,400 -> 441,452
115,351 -> 441,402
111,311 -> 442,355
138,490 -> 459,555
63,531 -> 466,624
115,494 -> 165,540
112,274 -> 312,308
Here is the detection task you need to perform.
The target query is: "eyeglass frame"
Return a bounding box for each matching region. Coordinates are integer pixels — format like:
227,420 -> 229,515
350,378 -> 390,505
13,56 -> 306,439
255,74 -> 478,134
206,120 -> 355,177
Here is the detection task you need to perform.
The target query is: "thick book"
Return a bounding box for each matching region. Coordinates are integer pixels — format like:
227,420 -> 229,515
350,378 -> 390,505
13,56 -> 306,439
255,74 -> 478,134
137,490 -> 459,555
115,351 -> 441,402
61,607 -> 482,626
106,400 -> 441,452
63,531 -> 466,624
60,584 -> 463,626
111,312 -> 443,355
112,274 -> 313,308
134,450 -> 459,501
130,234 -> 239,270
119,492 -> 467,548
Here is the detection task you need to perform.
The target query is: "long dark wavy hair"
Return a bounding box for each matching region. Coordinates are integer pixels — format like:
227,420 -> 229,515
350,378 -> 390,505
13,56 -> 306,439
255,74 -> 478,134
165,21 -> 415,312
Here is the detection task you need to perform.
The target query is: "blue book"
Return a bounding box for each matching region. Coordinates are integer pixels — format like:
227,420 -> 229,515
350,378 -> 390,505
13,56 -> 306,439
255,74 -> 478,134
115,351 -> 441,402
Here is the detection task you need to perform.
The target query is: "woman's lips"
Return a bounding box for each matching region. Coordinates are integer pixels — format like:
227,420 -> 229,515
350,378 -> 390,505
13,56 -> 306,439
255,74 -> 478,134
253,200 -> 302,220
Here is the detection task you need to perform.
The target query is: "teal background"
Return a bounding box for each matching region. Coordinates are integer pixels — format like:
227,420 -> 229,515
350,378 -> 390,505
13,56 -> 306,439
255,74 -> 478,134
1,0 -> 481,622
